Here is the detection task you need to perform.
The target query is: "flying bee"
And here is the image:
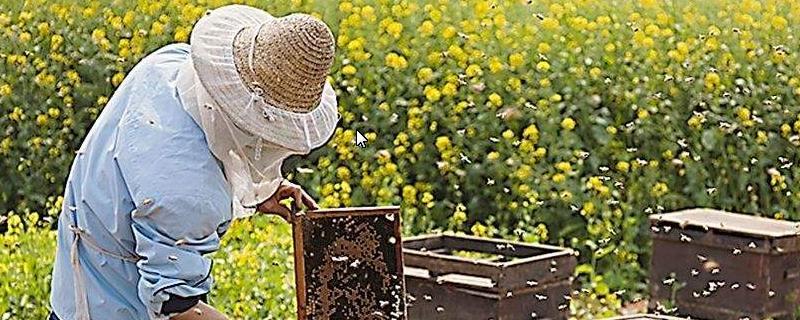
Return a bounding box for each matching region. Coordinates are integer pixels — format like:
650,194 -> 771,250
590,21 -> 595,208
535,13 -> 545,21
732,27 -> 741,34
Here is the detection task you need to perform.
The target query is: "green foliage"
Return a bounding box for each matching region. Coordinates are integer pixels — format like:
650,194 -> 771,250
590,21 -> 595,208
2,0 -> 800,317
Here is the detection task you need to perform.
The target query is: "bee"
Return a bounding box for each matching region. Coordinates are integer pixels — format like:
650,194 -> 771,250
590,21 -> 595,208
538,53 -> 548,61
459,153 -> 471,164
535,13 -> 545,21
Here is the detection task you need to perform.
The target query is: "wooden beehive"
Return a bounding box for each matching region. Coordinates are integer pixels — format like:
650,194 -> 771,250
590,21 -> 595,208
649,208 -> 800,320
292,206 -> 406,320
403,234 -> 576,320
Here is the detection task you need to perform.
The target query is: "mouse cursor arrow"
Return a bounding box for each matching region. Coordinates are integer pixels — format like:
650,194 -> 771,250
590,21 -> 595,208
354,131 -> 367,148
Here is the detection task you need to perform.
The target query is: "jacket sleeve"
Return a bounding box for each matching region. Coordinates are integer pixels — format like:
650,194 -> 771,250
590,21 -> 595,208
113,78 -> 231,319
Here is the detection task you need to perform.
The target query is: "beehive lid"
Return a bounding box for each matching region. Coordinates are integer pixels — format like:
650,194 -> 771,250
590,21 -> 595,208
650,208 -> 800,238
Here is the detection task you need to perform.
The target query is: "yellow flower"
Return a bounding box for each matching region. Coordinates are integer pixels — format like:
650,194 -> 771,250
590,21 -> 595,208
417,67 -> 433,83
687,115 -> 704,129
704,72 -> 721,91
418,20 -> 434,36
555,161 -> 572,172
111,72 -> 125,87
341,65 -> 357,75
651,182 -> 669,197
424,86 -> 441,102
0,137 -> 11,155
386,21 -> 403,38
589,67 -> 602,78
561,117 -> 576,130
536,61 -> 551,72
538,42 -> 551,54
523,124 -> 539,141
466,64 -> 483,77
771,16 -> 788,30
616,161 -> 630,173
0,84 -> 11,96
736,107 -> 751,121
502,129 -> 514,140
441,82 -> 458,96
36,114 -> 49,126
781,123 -> 792,137
640,0 -> 658,7
509,53 -> 524,68
541,17 -> 559,30
37,22 -> 50,35
385,53 -> 408,70
151,21 -> 164,36
756,131 -> 768,144
471,222 -> 488,237
487,151 -> 500,160
581,202 -> 596,216
174,26 -> 190,42
552,173 -> 566,183
19,32 -> 31,43
435,136 -> 451,151
442,25 -> 457,39
488,93 -> 502,107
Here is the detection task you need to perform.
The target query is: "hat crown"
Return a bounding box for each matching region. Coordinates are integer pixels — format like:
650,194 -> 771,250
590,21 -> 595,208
233,13 -> 335,113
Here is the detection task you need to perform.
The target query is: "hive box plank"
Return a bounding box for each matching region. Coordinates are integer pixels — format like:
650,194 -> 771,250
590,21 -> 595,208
293,206 -> 406,320
403,234 -> 576,320
649,208 -> 800,320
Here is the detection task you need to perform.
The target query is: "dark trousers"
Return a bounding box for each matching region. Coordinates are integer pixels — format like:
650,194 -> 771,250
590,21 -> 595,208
48,312 -> 59,320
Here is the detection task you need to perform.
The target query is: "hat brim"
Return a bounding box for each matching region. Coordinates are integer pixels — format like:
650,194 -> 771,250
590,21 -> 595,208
189,5 -> 339,152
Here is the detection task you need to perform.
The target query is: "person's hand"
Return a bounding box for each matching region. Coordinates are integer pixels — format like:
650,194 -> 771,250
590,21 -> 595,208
256,179 -> 319,223
170,301 -> 228,320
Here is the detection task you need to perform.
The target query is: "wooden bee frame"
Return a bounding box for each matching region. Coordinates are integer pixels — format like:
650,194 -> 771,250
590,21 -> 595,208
292,206 -> 406,320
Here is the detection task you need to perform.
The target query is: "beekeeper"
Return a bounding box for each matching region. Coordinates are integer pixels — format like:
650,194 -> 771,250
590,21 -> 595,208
48,5 -> 339,320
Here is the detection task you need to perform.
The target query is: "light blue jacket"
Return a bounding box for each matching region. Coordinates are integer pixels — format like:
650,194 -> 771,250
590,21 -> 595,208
50,43 -> 232,320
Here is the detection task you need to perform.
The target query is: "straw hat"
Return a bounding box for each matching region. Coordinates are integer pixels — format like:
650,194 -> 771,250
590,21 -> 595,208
232,13 -> 335,113
189,5 -> 339,152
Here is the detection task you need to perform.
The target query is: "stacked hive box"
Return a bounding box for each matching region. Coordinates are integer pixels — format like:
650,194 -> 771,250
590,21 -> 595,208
403,234 -> 576,319
649,208 -> 800,319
